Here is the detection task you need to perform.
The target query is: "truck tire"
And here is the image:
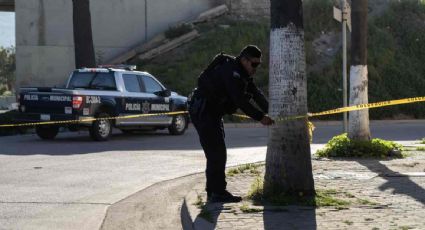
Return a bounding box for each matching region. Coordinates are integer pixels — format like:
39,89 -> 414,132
36,126 -> 59,140
90,113 -> 113,141
168,114 -> 188,135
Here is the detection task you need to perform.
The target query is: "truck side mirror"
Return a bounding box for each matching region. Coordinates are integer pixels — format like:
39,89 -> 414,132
155,89 -> 171,97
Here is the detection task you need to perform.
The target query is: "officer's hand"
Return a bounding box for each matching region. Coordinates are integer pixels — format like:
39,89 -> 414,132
260,115 -> 275,126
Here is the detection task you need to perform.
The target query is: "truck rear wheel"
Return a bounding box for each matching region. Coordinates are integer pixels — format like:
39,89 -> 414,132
168,114 -> 188,135
90,113 -> 113,141
36,125 -> 59,140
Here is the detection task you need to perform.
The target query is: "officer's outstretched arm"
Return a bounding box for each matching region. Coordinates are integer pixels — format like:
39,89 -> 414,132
224,74 -> 265,121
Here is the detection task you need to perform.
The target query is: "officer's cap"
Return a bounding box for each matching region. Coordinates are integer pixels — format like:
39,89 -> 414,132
239,45 -> 262,59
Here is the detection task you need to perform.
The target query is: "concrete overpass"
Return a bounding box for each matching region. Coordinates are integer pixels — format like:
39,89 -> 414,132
0,0 -> 221,88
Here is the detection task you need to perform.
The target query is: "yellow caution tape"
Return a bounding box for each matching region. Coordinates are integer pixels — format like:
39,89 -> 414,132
309,96 -> 425,117
234,96 -> 425,122
0,111 -> 188,128
0,96 -> 424,128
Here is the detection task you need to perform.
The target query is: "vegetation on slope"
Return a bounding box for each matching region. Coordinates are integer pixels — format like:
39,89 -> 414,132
137,0 -> 425,119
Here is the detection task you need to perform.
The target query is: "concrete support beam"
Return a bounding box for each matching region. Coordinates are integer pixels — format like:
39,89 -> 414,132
137,30 -> 199,61
0,0 -> 14,11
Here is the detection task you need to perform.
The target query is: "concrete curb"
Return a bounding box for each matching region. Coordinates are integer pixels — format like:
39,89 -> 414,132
100,172 -> 203,230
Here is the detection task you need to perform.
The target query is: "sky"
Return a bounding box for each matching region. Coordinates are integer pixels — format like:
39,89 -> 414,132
0,12 -> 15,48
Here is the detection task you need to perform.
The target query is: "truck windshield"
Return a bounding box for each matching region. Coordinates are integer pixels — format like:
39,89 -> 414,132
68,72 -> 117,90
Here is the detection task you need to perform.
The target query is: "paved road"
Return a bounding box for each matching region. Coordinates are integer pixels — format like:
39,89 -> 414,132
0,120 -> 424,229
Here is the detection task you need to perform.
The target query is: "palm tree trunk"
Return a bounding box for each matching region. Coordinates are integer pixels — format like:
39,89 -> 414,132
349,0 -> 370,140
264,0 -> 315,196
72,0 -> 96,69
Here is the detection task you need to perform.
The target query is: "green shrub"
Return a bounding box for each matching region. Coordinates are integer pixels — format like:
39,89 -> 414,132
316,133 -> 403,158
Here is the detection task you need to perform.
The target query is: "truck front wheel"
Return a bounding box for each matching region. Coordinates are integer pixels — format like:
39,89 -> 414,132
90,113 -> 113,141
36,125 -> 59,140
168,114 -> 188,135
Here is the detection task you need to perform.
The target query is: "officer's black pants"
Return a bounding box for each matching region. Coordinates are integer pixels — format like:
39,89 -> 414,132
189,98 -> 227,194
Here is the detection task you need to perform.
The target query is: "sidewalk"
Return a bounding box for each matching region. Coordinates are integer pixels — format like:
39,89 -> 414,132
182,143 -> 425,230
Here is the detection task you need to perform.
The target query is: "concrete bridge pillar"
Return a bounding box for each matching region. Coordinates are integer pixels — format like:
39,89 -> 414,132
12,0 -> 218,88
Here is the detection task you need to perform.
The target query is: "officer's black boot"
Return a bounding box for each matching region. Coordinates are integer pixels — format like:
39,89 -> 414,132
209,190 -> 242,203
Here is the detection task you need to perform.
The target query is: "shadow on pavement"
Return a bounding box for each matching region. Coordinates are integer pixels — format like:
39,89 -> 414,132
0,127 -> 268,155
193,203 -> 223,230
356,159 -> 425,205
263,206 -> 317,230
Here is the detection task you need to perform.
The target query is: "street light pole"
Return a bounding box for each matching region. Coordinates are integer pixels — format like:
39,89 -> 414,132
342,0 -> 348,133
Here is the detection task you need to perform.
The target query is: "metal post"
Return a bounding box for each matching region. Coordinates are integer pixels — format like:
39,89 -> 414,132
145,0 -> 148,42
342,0 -> 348,133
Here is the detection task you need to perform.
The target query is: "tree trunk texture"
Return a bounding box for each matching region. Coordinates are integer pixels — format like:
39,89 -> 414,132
264,0 -> 315,196
72,0 -> 96,69
349,0 -> 371,140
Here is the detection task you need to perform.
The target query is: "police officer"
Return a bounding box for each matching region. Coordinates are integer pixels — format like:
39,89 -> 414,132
189,45 -> 274,203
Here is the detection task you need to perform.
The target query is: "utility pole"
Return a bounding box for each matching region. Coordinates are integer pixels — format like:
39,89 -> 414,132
349,0 -> 371,141
145,0 -> 148,42
334,0 -> 351,133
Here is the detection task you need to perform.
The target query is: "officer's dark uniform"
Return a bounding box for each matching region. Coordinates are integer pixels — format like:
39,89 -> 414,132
189,55 -> 268,196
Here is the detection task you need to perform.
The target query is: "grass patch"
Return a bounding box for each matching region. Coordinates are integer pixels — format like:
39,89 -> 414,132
247,177 -> 351,208
227,163 -> 262,177
247,176 -> 264,202
315,133 -> 404,158
343,220 -> 353,225
193,194 -> 204,207
357,198 -> 379,206
420,138 -> 425,144
312,190 -> 351,207
193,194 -> 214,223
240,203 -> 263,213
247,177 -> 381,210
417,147 -> 425,151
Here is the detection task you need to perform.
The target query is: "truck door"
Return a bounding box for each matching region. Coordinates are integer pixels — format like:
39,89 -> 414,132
117,74 -> 146,125
138,74 -> 172,124
117,74 -> 171,126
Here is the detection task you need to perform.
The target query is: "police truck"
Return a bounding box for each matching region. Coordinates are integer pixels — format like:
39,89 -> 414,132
17,66 -> 189,141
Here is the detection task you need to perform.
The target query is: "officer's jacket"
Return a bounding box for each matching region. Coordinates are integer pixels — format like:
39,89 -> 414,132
199,58 -> 268,121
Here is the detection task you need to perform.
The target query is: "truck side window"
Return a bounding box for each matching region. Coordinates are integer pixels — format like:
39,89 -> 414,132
123,74 -> 142,92
141,76 -> 163,93
68,72 -> 116,90
90,73 -> 117,90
